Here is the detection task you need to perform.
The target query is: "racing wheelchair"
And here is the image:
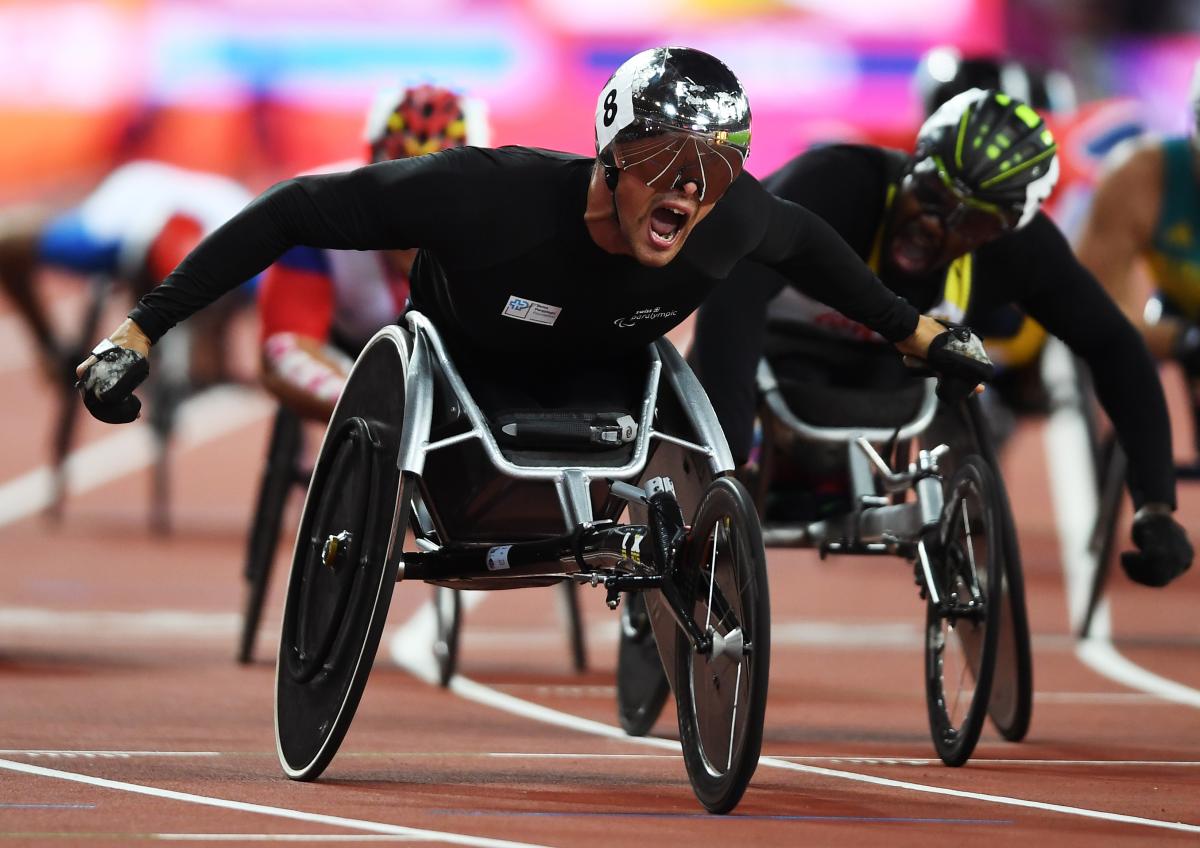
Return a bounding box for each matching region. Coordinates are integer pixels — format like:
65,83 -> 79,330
272,312 -> 771,814
616,324 -> 1033,767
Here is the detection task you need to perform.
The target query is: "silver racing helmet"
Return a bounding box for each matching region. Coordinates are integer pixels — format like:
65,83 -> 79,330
594,47 -> 751,202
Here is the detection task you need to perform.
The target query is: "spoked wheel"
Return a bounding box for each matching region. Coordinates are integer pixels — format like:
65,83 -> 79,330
923,454 -> 1002,767
616,591 -> 671,736
275,329 -> 408,781
673,476 -> 770,814
432,586 -> 461,687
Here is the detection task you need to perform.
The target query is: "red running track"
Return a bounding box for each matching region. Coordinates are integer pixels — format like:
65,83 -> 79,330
1,303 -> 1197,846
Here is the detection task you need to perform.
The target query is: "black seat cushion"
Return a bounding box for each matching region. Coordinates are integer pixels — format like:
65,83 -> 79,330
765,321 -> 926,430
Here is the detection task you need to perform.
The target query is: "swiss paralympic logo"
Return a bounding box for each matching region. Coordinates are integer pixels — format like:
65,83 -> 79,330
510,298 -> 530,311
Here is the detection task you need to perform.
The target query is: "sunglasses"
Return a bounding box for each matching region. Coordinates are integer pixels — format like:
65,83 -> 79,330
610,128 -> 746,203
901,158 -> 1020,244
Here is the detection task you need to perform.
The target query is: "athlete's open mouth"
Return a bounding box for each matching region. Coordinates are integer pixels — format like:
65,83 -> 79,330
647,204 -> 690,250
889,217 -> 944,273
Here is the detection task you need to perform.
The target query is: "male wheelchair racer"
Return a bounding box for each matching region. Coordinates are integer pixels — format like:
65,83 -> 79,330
748,300 -> 1033,766
616,297 -> 1032,768
274,310 -> 771,814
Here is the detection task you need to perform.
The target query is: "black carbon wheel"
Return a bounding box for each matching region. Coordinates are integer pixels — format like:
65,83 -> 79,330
616,591 -> 670,736
274,330 -> 408,781
432,586 -> 461,687
673,477 -> 770,814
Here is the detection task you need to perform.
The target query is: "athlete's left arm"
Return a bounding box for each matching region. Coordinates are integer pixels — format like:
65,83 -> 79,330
1017,215 -> 1176,508
743,178 -> 943,352
1015,215 -> 1192,585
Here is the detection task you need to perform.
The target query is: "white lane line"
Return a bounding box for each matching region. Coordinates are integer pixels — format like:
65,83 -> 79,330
0,758 -> 550,848
388,591 -> 488,684
0,385 -> 273,529
444,673 -> 1199,833
0,609 -> 239,637
8,750 -> 1196,769
1040,340 -> 1200,708
0,751 -> 222,758
1076,637 -> 1200,708
387,595 -> 1198,834
154,836 -> 424,843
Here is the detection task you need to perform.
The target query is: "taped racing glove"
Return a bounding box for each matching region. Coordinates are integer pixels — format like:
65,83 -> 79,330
912,322 -> 994,402
1120,504 -> 1193,588
76,339 -> 149,424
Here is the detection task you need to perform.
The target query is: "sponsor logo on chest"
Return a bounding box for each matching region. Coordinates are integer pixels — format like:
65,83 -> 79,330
613,305 -> 679,329
501,295 -> 562,326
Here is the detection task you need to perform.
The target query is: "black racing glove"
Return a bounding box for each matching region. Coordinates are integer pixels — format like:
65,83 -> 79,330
75,339 -> 150,424
1120,506 -> 1193,588
923,323 -> 995,402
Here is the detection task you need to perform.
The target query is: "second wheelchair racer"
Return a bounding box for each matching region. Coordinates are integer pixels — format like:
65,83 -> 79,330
77,47 -> 990,461
691,88 -> 1193,589
258,84 -> 488,421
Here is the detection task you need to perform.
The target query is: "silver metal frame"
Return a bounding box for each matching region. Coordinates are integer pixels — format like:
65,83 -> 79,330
755,357 -> 946,550
395,311 -> 733,530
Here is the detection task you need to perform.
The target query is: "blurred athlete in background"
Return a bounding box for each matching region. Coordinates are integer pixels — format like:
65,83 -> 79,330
258,84 -> 488,421
0,161 -> 256,385
1076,59 -> 1200,453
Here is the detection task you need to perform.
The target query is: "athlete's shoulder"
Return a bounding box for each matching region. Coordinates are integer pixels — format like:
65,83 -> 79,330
763,143 -> 896,204
294,157 -> 365,178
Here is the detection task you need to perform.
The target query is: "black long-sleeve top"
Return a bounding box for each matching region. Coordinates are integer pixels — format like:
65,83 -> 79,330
129,146 -> 918,363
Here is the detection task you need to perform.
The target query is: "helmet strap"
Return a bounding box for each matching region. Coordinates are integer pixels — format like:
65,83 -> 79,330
604,164 -> 620,191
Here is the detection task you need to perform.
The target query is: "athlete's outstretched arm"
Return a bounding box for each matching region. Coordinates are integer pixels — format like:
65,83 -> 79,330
1023,216 -> 1176,509
75,152 -> 465,386
748,186 -> 958,360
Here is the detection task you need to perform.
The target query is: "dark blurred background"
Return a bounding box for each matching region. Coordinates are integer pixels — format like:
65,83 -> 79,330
0,0 -> 1194,202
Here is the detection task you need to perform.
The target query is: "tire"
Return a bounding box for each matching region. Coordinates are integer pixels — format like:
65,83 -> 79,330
923,454 -> 1002,767
616,592 -> 671,736
238,406 -> 304,664
432,586 -> 461,688
987,479 -> 1034,742
673,477 -> 770,814
961,397 -> 1034,742
274,330 -> 408,781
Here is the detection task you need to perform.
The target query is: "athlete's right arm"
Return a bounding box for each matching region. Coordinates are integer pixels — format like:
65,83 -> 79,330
74,151 -> 470,406
1075,142 -> 1176,358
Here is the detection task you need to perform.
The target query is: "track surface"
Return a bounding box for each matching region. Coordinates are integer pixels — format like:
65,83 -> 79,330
1,302 -> 1198,846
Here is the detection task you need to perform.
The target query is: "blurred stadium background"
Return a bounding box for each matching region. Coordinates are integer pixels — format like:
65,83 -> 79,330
0,0 -> 1197,204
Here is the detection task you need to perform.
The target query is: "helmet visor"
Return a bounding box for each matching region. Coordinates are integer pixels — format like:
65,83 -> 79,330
610,128 -> 746,203
902,157 -> 1020,243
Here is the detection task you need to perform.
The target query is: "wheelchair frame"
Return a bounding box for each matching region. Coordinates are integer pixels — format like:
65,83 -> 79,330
756,359 -> 950,573
276,312 -> 770,813
752,355 -> 1029,765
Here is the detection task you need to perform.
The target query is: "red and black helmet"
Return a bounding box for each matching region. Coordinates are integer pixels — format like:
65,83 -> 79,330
365,84 -> 476,161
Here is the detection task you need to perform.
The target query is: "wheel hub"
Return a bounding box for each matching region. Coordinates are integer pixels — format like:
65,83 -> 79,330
321,531 -> 352,571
